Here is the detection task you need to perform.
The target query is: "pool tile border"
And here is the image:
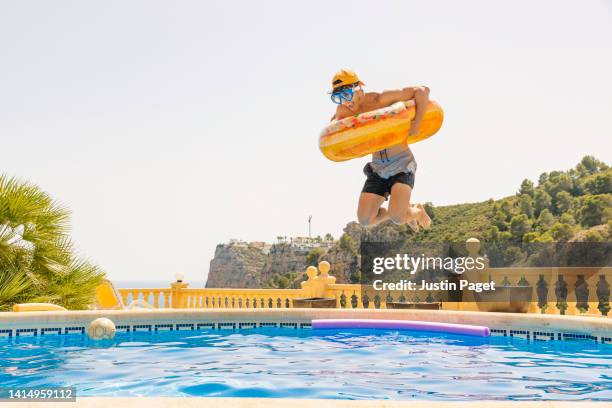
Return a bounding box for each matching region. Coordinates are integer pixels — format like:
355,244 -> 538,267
154,323 -> 174,332
41,327 -> 62,335
116,324 -> 131,332
176,323 -> 195,331
65,326 -> 85,335
16,328 -> 37,337
0,321 -> 327,336
1,309 -> 610,344
1,322 -> 609,344
559,332 -> 598,342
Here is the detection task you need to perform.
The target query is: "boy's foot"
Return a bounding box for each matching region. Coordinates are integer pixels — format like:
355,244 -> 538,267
415,203 -> 432,229
407,219 -> 420,233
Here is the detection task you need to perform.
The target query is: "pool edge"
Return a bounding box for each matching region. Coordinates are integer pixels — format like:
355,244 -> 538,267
12,397 -> 612,407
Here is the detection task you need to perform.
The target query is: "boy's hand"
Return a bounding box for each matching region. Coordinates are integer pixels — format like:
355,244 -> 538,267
408,86 -> 429,136
409,120 -> 421,136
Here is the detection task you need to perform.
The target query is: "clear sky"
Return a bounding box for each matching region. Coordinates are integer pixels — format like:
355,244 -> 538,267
1,0 -> 611,284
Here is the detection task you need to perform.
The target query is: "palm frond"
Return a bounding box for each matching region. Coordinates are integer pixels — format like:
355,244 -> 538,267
0,174 -> 106,309
0,263 -> 34,310
35,259 -> 105,310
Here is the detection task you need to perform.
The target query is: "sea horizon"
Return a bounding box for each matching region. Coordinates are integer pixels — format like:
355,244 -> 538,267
113,279 -> 207,288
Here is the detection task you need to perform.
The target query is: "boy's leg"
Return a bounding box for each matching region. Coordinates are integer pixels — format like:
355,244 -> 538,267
357,192 -> 387,226
358,163 -> 390,226
388,183 -> 432,229
387,182 -> 412,225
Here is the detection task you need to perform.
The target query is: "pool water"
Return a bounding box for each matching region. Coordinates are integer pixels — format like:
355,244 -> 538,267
0,328 -> 610,400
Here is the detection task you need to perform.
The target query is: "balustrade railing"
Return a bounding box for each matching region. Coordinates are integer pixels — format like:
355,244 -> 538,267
181,288 -> 303,309
117,239 -> 611,316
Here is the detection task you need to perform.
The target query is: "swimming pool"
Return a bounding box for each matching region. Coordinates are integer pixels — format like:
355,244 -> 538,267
1,327 -> 610,401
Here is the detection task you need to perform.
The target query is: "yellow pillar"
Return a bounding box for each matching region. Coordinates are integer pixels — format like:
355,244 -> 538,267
171,280 -> 189,308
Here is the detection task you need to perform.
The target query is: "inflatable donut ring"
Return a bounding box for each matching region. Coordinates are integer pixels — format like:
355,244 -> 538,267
319,100 -> 444,162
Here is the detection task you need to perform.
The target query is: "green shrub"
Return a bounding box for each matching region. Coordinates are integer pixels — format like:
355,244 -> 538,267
549,222 -> 573,242
577,195 -> 611,227
339,233 -> 358,256
0,175 -> 105,310
582,169 -> 612,195
306,248 -> 325,266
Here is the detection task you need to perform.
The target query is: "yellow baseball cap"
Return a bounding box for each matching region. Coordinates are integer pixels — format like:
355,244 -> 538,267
330,69 -> 364,92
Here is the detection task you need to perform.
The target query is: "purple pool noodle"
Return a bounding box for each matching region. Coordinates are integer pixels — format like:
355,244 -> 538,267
312,319 -> 490,337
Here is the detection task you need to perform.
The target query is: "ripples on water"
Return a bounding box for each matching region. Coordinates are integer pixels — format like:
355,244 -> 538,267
0,328 -> 610,400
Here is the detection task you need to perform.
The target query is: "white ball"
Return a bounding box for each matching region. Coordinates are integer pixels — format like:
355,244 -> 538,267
87,317 -> 116,340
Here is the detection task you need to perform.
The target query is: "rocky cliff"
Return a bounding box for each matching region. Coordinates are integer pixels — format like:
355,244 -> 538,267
206,243 -> 268,288
206,228 -> 364,288
206,220 -> 436,288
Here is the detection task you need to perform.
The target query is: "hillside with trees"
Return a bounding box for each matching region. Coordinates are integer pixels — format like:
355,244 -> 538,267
410,156 -> 611,245
328,156 -> 611,281
208,156 -> 610,287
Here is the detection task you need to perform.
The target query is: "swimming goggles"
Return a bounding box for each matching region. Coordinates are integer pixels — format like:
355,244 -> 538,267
330,87 -> 355,104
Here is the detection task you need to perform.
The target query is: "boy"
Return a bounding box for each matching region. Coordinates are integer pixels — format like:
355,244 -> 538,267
330,69 -> 432,231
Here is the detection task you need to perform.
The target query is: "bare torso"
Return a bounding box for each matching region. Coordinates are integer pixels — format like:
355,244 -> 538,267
334,92 -> 412,160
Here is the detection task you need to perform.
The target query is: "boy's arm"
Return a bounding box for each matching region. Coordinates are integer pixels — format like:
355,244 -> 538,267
332,104 -> 353,121
376,86 -> 430,135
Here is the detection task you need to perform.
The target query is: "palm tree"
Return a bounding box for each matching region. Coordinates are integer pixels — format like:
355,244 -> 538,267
0,175 -> 105,310
0,261 -> 32,310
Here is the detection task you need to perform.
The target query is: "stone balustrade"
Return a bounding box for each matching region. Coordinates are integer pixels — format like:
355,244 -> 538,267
118,239 -> 611,316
